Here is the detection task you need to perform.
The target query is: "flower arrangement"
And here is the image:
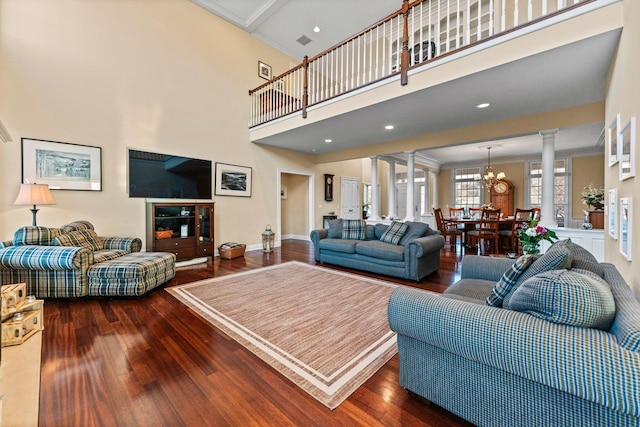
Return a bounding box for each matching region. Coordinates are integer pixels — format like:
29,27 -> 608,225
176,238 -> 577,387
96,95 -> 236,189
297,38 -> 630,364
581,184 -> 605,210
517,216 -> 558,255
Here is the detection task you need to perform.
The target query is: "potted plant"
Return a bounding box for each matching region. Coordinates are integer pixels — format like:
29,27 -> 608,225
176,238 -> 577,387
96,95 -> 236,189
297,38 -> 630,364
581,184 -> 605,211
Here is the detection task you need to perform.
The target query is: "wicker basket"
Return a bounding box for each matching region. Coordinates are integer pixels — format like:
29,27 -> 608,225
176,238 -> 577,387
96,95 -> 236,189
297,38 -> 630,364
219,244 -> 246,259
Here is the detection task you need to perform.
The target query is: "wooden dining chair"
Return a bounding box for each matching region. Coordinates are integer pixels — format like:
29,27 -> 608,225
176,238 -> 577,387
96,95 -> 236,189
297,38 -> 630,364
467,208 -> 501,255
499,208 -> 534,253
433,208 -> 463,249
449,207 -> 465,218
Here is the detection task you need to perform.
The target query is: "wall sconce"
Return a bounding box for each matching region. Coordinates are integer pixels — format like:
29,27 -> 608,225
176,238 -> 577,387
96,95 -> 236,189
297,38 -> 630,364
14,183 -> 56,226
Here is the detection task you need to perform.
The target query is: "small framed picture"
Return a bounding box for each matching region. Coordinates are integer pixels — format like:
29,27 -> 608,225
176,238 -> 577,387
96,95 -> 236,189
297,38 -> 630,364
258,61 -> 272,80
608,188 -> 617,239
608,114 -> 620,166
620,117 -> 636,181
619,197 -> 632,261
215,162 -> 252,197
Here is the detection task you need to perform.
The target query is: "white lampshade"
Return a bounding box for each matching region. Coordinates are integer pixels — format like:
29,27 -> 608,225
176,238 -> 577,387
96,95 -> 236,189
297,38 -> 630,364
14,184 -> 56,206
14,183 -> 55,226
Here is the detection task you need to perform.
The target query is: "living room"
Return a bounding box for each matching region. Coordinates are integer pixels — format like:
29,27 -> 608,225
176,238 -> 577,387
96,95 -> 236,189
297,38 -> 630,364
0,0 -> 639,425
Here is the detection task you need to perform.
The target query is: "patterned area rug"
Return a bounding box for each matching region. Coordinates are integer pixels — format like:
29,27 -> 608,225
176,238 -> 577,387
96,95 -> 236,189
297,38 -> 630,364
167,261 -> 398,409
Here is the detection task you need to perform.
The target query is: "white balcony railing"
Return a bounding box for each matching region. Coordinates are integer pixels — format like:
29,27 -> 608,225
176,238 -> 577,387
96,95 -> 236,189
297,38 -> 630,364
249,0 -> 591,127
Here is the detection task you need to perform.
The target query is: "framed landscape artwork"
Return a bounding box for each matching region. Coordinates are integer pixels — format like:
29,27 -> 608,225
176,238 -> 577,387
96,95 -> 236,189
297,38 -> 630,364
619,117 -> 636,181
21,138 -> 102,191
258,61 -> 272,80
215,162 -> 252,197
608,114 -> 620,166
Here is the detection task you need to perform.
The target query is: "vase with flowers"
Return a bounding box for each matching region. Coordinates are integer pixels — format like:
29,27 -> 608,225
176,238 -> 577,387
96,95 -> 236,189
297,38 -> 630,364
517,216 -> 558,255
581,184 -> 605,211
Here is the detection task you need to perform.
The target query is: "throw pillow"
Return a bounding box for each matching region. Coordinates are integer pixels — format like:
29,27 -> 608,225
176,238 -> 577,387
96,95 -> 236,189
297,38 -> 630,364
502,242 -> 573,309
485,254 -> 536,307
13,226 -> 62,246
380,221 -> 409,245
341,219 -> 366,240
374,223 -> 388,240
365,224 -> 376,240
327,219 -> 343,238
509,269 -> 616,330
59,220 -> 95,233
398,221 -> 430,246
52,229 -> 104,251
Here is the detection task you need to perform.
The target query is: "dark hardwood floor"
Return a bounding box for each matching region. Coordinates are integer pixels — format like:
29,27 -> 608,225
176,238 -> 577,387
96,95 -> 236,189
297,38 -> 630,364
38,241 -> 485,427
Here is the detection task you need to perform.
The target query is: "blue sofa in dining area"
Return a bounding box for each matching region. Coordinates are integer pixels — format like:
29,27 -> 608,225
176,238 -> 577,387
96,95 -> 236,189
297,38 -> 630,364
310,219 -> 445,281
388,239 -> 640,427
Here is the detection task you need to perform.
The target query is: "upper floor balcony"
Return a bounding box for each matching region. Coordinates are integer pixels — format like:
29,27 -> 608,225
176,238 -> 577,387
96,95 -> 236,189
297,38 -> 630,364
248,0 -> 623,158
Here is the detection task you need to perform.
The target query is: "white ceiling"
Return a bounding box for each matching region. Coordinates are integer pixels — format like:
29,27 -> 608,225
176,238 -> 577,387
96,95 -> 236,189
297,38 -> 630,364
190,0 -> 616,165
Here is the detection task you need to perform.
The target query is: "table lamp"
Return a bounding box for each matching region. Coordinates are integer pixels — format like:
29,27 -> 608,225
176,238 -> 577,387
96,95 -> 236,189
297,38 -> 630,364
14,183 -> 56,226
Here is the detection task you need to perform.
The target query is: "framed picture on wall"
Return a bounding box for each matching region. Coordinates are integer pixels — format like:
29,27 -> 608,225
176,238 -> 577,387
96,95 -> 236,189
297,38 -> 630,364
619,197 -> 632,261
21,138 -> 102,191
608,188 -> 617,239
619,117 -> 636,181
258,61 -> 272,80
608,114 -> 620,166
215,162 -> 252,197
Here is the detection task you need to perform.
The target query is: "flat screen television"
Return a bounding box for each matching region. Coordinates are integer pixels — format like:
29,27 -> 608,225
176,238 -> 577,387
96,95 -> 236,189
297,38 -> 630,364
128,149 -> 212,199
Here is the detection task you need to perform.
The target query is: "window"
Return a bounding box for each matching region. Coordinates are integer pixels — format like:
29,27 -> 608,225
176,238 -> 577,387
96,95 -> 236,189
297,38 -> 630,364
527,159 -> 570,227
453,167 -> 482,209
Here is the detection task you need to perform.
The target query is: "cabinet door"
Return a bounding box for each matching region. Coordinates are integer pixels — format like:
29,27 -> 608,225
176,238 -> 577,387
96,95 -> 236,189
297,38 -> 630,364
196,204 -> 214,256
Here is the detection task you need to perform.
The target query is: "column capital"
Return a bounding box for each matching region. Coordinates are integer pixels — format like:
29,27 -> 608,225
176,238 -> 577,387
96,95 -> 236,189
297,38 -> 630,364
370,155 -> 379,161
539,129 -> 559,137
404,150 -> 416,156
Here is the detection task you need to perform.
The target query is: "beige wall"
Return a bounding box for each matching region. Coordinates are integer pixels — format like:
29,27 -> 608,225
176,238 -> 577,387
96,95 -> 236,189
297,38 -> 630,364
281,174 -> 308,237
0,0 -> 312,248
605,0 -> 640,295
572,155 -> 605,216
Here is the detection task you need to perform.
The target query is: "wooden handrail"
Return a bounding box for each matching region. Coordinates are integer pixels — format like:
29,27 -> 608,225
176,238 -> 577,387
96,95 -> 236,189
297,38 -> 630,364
248,0 -> 595,128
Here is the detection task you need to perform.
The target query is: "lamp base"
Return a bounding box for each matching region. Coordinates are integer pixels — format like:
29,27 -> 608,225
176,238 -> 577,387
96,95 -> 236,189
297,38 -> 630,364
30,205 -> 39,226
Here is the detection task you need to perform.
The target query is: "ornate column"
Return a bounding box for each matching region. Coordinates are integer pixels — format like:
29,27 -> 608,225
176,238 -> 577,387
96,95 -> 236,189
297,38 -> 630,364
540,129 -> 559,228
387,160 -> 397,220
404,151 -> 416,221
369,156 -> 381,220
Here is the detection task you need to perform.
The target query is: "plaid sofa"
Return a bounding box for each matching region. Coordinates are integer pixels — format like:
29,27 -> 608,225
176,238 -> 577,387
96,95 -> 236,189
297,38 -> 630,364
388,240 -> 640,427
0,221 -> 175,298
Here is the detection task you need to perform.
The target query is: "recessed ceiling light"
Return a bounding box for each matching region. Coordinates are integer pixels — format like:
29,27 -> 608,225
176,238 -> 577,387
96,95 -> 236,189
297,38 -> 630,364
311,148 -> 317,152
324,139 -> 332,143
385,125 -> 394,130
313,26 -> 321,33
476,103 -> 491,109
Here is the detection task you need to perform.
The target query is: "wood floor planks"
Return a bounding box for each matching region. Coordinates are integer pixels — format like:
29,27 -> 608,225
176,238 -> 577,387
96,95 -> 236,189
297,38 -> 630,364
38,240 -> 475,426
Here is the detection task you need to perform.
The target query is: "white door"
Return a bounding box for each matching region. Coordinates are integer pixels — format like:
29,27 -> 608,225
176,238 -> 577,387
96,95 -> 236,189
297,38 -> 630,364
396,184 -> 406,219
341,177 -> 360,219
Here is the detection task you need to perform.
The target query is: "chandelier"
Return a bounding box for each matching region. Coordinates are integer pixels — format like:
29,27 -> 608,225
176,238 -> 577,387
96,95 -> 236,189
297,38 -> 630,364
482,146 -> 506,190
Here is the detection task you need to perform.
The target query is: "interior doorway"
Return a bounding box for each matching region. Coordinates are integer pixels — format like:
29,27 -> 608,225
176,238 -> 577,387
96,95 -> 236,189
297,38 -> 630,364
277,169 -> 314,245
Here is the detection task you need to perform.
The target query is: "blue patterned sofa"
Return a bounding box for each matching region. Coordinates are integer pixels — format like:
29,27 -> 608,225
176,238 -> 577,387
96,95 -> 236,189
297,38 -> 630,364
310,219 -> 445,281
0,221 -> 175,298
388,239 -> 640,427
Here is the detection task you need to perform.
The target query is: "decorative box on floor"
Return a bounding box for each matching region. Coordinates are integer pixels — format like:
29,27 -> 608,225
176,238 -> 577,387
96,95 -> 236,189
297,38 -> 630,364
1,283 -> 44,347
219,242 -> 246,259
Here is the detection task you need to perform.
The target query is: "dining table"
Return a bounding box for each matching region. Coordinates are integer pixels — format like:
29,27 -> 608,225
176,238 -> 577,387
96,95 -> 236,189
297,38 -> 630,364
444,215 -> 515,247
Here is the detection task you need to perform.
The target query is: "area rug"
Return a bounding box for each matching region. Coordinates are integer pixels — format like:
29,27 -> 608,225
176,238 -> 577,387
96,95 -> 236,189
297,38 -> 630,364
167,261 -> 398,409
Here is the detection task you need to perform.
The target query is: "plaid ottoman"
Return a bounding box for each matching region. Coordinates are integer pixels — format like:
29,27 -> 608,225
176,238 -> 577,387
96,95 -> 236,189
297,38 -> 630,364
87,252 -> 176,297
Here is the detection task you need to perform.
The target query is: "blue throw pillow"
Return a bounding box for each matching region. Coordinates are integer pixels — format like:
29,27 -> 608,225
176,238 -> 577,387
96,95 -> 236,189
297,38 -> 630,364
509,269 -> 616,330
380,221 -> 409,245
341,219 -> 366,240
486,254 -> 536,307
327,219 -> 343,238
398,221 -> 430,246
